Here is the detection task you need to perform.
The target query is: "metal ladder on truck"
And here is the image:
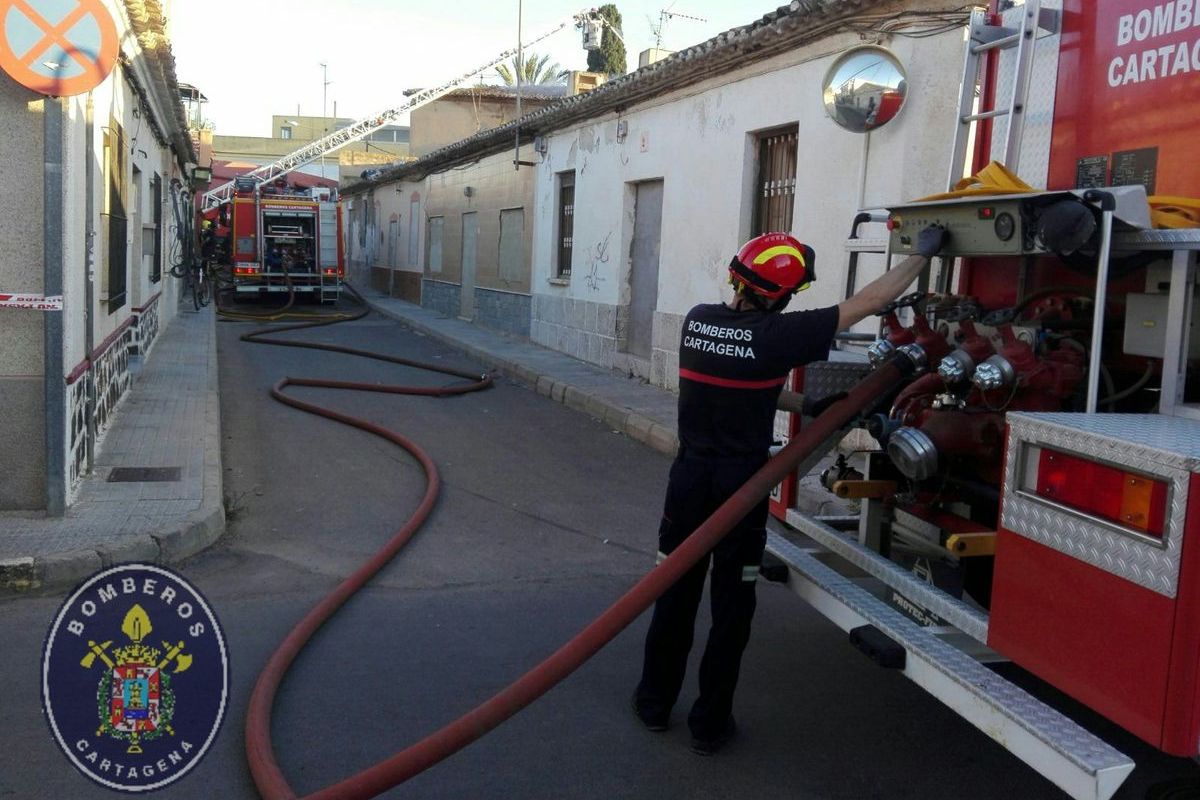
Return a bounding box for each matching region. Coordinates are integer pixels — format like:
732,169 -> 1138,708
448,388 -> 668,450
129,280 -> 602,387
317,201 -> 341,304
840,0 -> 1060,309
947,0 -> 1059,185
766,4 -> 1138,799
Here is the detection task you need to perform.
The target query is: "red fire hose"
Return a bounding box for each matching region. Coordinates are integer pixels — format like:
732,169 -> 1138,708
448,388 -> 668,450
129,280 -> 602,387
239,290 -> 911,799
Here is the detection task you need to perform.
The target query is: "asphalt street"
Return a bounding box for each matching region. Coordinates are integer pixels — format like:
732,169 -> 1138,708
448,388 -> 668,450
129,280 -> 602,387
3,303 -> 1199,799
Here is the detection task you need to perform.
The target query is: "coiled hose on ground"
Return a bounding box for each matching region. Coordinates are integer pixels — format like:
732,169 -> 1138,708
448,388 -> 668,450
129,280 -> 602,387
237,286 -> 911,799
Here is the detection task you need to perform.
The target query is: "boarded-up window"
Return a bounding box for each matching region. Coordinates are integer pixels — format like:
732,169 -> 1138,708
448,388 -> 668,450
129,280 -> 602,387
499,208 -> 524,284
753,126 -> 798,235
557,171 -> 575,277
427,216 -> 444,274
408,199 -> 421,266
103,121 -> 128,313
150,174 -> 162,283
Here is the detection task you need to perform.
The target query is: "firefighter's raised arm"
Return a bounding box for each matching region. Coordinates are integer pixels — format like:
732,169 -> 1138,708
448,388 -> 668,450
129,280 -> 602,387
836,224 -> 948,331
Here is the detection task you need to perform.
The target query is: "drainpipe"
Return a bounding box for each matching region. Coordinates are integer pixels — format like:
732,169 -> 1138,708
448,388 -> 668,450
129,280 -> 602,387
84,92 -> 96,477
514,0 -> 523,171
44,97 -> 66,515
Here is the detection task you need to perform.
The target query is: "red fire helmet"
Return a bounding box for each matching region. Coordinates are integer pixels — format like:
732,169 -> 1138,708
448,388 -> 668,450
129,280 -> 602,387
728,232 -> 816,301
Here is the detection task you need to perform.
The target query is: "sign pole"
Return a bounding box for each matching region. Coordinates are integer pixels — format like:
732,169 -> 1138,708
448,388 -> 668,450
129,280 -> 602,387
44,95 -> 65,514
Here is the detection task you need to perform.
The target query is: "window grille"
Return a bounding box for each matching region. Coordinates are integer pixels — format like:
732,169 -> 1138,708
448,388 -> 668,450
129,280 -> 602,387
557,172 -> 575,277
754,127 -> 798,235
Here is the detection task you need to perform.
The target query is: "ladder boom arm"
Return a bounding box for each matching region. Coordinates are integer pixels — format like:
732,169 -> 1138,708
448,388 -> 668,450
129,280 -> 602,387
201,12 -> 588,209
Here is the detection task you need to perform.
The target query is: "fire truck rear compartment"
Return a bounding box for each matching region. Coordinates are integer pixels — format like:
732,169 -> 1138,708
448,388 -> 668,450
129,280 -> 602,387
234,204 -> 342,302
261,210 -> 316,276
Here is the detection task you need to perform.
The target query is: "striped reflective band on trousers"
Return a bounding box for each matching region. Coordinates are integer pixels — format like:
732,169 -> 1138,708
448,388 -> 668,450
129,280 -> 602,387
656,551 -> 760,582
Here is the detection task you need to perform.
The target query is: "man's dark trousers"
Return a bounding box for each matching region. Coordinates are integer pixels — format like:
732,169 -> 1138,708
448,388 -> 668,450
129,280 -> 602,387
635,449 -> 769,741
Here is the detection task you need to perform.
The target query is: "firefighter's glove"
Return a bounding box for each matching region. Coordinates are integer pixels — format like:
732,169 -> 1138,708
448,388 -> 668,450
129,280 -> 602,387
802,392 -> 848,418
917,224 -> 949,259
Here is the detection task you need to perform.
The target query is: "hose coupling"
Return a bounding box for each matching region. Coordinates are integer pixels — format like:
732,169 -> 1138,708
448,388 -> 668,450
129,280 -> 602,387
972,355 -> 1016,392
938,350 -> 976,385
887,426 -> 939,481
867,339 -> 896,367
896,343 -> 928,372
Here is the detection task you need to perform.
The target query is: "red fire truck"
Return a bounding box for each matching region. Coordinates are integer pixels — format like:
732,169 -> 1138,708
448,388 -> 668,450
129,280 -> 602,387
209,176 -> 345,303
767,2 -> 1200,798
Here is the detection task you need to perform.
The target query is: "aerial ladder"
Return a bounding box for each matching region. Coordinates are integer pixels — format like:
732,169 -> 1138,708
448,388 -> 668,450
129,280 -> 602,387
201,9 -> 609,211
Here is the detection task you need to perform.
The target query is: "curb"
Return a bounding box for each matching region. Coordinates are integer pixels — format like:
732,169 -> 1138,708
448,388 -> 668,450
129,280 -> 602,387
0,310 -> 226,596
365,297 -> 681,458
0,503 -> 225,595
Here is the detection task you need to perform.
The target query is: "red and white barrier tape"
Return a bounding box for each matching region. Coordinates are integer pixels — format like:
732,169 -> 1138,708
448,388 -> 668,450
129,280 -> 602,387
0,293 -> 63,310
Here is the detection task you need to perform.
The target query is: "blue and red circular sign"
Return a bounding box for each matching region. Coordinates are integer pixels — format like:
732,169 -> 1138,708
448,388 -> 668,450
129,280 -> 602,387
42,564 -> 230,792
0,0 -> 118,96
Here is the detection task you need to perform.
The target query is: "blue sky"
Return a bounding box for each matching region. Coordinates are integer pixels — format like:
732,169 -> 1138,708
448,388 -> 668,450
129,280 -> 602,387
168,0 -> 769,136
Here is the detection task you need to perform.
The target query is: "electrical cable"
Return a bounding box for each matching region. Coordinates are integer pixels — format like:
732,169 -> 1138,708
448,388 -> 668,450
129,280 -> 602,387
241,305 -> 913,799
841,7 -> 972,39
168,180 -> 190,279
128,102 -> 143,155
1100,364 -> 1117,406
1102,360 -> 1155,407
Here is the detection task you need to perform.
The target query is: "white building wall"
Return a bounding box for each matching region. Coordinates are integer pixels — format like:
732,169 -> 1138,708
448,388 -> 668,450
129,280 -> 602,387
531,27 -> 966,390
60,24 -> 184,496
0,0 -> 191,509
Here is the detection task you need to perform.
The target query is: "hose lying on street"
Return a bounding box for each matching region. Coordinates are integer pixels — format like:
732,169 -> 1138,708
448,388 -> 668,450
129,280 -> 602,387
241,289 -> 912,799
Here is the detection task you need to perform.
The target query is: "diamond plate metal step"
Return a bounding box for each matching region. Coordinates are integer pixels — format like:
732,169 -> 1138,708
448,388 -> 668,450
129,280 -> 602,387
766,531 -> 1134,800
784,508 -> 990,643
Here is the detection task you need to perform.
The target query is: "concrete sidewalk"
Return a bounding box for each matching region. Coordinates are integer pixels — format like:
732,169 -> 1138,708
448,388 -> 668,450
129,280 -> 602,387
360,288 -> 847,515
0,307 -> 224,593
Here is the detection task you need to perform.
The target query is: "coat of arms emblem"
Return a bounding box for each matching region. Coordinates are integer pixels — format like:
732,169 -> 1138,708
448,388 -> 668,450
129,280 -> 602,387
82,603 -> 192,754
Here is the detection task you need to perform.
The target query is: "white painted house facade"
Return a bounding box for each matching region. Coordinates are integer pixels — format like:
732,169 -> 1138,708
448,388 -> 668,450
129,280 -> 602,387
0,0 -> 195,511
346,0 -> 970,390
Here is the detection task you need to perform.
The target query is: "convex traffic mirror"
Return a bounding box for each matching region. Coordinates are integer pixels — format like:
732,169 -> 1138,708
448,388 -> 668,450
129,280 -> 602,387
823,46 -> 908,133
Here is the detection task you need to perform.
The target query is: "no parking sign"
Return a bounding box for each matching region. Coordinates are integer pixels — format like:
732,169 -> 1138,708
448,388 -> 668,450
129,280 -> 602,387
0,0 -> 117,96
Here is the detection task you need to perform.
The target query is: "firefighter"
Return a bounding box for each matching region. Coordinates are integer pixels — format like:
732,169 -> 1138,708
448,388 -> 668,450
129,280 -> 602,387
632,224 -> 948,755
200,219 -> 217,263
264,245 -> 283,271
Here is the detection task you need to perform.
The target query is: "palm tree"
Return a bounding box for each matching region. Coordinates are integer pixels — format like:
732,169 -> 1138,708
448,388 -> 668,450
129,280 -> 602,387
496,52 -> 568,85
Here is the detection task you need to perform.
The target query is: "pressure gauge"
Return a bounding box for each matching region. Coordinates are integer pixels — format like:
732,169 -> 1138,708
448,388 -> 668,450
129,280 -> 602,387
994,212 -> 1015,242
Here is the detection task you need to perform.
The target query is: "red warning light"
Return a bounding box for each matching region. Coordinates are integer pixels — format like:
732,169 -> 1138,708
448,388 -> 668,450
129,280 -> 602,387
978,207 -> 995,220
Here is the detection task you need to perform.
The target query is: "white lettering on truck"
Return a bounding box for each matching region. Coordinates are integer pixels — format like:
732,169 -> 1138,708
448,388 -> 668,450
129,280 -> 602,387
1109,1 -> 1200,87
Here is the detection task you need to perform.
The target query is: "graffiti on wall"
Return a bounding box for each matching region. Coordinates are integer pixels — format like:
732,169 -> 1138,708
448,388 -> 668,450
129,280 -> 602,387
585,231 -> 612,292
